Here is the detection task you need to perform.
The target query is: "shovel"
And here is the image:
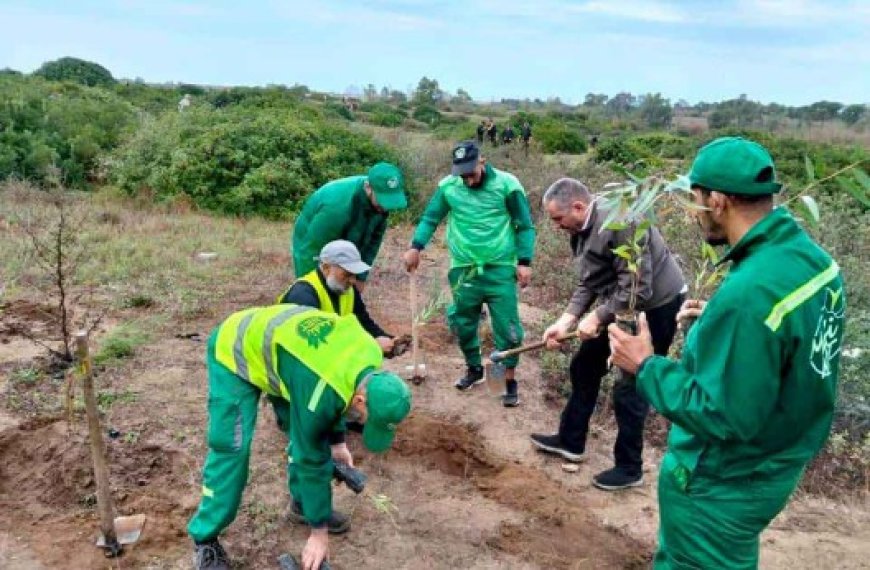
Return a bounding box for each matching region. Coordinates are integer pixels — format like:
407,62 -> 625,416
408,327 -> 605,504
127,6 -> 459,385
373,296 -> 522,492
96,514 -> 146,551
406,271 -> 427,384
486,331 -> 580,382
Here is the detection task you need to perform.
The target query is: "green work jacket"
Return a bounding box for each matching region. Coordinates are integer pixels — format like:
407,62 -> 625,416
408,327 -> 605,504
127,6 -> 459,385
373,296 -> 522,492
411,164 -> 535,271
292,176 -> 388,281
638,207 -> 845,488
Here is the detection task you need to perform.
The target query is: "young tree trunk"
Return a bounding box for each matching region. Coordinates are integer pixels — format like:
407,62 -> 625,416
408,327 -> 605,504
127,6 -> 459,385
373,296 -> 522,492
75,331 -> 122,557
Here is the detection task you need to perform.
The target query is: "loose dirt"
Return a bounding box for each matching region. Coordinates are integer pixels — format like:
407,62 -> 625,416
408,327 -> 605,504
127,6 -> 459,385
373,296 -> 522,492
1,228 -> 868,569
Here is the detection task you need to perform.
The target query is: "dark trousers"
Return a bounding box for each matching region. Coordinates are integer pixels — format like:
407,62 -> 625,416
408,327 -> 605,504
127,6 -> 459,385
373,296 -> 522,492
558,294 -> 683,475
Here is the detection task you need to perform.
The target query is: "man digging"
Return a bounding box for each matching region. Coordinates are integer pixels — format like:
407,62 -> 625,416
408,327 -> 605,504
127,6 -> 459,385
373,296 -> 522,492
402,140 -> 535,407
531,178 -> 685,490
188,306 -> 412,570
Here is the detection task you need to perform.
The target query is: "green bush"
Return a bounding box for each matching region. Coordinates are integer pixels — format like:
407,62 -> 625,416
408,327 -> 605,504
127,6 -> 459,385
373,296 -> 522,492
370,111 -> 405,127
110,106 -> 400,217
0,75 -> 136,187
535,119 -> 587,154
33,57 -> 115,87
323,101 -> 354,121
413,104 -> 442,125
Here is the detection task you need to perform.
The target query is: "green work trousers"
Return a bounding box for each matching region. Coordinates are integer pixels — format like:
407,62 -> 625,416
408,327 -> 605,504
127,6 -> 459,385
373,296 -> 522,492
187,334 -> 298,543
187,334 -> 262,543
654,455 -> 800,569
447,264 -> 524,368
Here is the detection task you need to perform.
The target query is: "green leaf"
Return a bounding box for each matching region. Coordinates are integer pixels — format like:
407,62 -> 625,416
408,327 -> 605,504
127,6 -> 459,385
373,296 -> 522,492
612,245 -> 633,260
791,199 -> 816,228
837,177 -> 870,209
803,155 -> 815,183
853,168 -> 870,191
701,242 -> 719,263
799,195 -> 820,226
634,219 -> 651,243
628,188 -> 660,221
612,164 -> 642,184
600,203 -> 628,233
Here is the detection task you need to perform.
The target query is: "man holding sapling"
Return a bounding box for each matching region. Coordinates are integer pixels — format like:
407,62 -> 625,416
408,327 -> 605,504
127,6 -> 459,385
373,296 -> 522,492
402,140 -> 535,407
531,177 -> 685,490
608,137 -> 845,568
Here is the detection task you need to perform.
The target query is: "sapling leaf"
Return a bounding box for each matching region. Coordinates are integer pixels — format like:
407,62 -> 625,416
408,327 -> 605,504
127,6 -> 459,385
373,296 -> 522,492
804,156 -> 816,183
799,195 -> 820,226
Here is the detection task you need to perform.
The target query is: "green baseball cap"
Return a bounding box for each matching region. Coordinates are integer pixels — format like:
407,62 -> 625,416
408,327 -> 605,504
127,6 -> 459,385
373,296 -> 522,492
367,162 -> 407,211
362,371 -> 412,453
688,137 -> 782,195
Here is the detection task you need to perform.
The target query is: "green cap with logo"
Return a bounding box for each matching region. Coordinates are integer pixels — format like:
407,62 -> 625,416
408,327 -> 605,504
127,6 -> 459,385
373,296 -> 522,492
363,371 -> 412,453
367,162 -> 407,211
688,136 -> 782,196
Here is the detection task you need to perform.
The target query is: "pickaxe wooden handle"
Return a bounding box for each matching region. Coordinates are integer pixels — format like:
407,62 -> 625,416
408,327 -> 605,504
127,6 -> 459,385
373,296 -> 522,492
489,330 -> 580,362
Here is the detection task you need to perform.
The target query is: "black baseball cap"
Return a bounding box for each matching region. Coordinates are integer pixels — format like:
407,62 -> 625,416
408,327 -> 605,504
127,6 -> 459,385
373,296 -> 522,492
451,140 -> 480,176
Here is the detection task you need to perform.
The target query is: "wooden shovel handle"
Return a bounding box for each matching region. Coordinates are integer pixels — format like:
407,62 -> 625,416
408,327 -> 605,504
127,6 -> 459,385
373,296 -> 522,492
493,331 -> 580,360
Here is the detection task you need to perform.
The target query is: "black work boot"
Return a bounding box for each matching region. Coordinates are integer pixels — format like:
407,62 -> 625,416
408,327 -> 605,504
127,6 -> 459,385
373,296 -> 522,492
592,467 -> 644,491
501,379 -> 520,407
194,538 -> 231,570
455,365 -> 485,391
287,500 -> 351,534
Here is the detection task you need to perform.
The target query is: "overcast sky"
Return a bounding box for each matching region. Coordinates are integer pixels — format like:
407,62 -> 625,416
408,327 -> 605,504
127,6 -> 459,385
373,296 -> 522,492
1,0 -> 868,106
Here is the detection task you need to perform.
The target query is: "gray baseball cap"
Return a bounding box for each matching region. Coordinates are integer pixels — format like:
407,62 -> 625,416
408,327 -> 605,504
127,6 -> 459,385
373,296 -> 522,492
316,240 -> 371,275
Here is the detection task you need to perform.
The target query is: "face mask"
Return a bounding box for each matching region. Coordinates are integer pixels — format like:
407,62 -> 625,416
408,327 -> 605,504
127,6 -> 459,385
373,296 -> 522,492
326,274 -> 348,293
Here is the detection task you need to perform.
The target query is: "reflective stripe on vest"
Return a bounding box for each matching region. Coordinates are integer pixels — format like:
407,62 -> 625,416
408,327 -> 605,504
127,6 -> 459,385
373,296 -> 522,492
214,305 -> 382,407
215,305 -> 313,399
299,270 -> 354,316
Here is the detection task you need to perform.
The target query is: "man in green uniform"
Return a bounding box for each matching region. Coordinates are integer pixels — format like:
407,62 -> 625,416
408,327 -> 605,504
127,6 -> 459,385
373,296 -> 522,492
188,306 -> 412,570
402,140 -> 536,407
608,137 -> 845,569
292,162 -> 407,290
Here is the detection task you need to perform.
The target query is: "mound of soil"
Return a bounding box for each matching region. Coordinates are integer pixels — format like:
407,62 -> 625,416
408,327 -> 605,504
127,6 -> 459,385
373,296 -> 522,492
390,413 -> 650,569
0,418 -> 193,568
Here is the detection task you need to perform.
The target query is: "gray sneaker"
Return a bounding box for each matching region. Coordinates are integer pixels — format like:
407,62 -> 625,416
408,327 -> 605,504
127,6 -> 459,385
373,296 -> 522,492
194,539 -> 231,570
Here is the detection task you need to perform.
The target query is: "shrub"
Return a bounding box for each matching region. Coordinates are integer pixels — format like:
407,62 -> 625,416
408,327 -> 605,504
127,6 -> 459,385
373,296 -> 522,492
535,120 -> 588,154
412,104 -> 442,126
0,75 -> 136,187
33,57 -> 115,87
110,106 -> 400,218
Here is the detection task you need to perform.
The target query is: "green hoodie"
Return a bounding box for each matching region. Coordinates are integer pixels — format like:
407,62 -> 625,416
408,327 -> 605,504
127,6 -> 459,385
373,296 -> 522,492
292,176 -> 387,282
411,164 -> 535,270
638,207 -> 845,487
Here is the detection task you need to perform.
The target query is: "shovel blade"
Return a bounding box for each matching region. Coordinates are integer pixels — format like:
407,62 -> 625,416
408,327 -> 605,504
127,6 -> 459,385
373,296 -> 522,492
486,360 -> 506,381
96,514 -> 146,547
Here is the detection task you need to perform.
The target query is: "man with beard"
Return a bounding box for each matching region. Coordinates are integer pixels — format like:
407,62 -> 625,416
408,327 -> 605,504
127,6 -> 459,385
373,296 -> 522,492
402,140 -> 535,407
279,240 -> 395,356
608,137 -> 846,568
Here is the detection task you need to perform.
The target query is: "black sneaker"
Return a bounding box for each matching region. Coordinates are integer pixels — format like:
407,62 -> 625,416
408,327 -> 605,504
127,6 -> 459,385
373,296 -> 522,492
194,539 -> 231,570
529,433 -> 585,462
592,467 -> 644,491
455,365 -> 485,391
287,501 -> 351,534
502,392 -> 520,407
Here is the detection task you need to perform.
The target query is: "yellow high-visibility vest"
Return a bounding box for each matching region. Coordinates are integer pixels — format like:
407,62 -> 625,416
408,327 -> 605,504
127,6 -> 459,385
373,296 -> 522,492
214,305 -> 382,408
276,270 -> 354,316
